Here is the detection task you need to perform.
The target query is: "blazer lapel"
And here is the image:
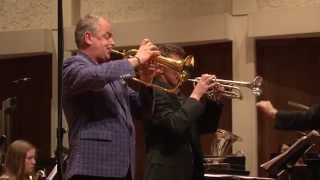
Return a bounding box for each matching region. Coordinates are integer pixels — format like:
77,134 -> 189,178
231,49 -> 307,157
110,81 -> 134,130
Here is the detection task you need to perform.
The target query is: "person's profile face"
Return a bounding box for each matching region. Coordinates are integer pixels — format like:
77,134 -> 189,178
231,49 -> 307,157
90,18 -> 115,63
164,68 -> 180,87
24,148 -> 36,175
280,144 -> 290,153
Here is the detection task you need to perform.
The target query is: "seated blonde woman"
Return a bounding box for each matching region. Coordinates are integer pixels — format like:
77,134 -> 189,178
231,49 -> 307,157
0,140 -> 37,180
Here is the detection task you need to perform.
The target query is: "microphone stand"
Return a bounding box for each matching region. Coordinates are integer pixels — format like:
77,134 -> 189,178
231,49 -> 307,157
57,0 -> 64,179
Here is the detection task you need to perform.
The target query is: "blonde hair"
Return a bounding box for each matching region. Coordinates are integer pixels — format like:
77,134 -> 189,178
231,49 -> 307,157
4,140 -> 35,180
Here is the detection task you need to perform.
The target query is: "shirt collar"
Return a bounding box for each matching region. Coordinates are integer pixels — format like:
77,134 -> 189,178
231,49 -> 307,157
77,51 -> 99,65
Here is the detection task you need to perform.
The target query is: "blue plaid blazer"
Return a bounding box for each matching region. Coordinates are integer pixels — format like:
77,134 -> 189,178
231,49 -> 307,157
63,52 -> 147,179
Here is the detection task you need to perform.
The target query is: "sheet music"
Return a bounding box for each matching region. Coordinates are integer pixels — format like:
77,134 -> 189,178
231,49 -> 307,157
45,165 -> 57,180
204,173 -> 275,179
204,174 -> 233,178
260,130 -> 320,177
45,155 -> 68,180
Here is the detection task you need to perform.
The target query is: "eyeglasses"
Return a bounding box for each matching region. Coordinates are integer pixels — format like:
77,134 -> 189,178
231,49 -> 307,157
102,32 -> 113,40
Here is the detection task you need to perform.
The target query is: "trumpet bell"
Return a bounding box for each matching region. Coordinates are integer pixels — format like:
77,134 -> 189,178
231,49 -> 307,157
150,55 -> 194,93
157,55 -> 194,83
251,76 -> 263,96
112,49 -> 194,93
181,55 -> 194,80
157,55 -> 194,73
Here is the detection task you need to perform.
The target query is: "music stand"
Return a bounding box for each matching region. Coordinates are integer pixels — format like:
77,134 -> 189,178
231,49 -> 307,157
260,130 -> 320,179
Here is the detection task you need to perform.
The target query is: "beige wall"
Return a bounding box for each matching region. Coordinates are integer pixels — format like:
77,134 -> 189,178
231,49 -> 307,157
0,0 -> 56,31
79,0 -> 232,23
1,0 -> 320,176
256,0 -> 320,10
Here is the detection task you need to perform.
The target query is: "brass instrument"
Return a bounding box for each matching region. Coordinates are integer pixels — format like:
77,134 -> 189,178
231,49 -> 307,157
211,129 -> 242,156
188,76 -> 263,99
112,49 -> 194,93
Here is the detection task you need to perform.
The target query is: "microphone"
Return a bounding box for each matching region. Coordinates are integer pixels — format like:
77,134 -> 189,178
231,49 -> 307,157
0,135 -> 7,145
288,101 -> 310,110
12,77 -> 31,84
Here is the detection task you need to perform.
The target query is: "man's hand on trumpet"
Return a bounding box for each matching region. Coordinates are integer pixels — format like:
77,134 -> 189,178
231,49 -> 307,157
190,74 -> 219,101
128,38 -> 160,68
132,39 -> 162,83
209,82 -> 225,101
138,63 -> 163,83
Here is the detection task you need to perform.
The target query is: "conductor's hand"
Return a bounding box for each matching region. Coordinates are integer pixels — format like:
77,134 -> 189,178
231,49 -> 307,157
256,100 -> 278,120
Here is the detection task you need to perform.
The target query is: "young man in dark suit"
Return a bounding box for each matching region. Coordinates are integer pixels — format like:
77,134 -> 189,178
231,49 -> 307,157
63,14 -> 160,180
143,44 -> 224,180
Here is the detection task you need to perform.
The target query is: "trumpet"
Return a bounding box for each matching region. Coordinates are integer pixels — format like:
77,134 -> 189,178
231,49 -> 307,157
188,76 -> 263,99
112,49 -> 194,93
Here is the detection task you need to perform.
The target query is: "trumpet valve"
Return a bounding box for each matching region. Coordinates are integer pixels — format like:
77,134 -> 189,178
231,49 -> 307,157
252,87 -> 262,96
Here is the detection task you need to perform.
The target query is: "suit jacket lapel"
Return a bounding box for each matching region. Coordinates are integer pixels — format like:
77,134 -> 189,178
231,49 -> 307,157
110,81 -> 134,130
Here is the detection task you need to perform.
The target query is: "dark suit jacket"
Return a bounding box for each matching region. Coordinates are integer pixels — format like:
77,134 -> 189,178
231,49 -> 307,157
144,79 -> 223,180
63,52 -> 152,180
275,104 -> 320,131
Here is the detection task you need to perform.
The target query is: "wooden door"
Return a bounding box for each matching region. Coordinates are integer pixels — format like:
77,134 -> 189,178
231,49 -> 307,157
0,52 -> 52,161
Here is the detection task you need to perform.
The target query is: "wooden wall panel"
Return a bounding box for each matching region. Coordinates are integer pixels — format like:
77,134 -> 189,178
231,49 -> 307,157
0,53 -> 52,162
256,37 -> 320,177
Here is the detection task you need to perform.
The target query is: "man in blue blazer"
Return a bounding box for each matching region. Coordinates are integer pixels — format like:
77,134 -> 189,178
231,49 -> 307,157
63,14 -> 160,180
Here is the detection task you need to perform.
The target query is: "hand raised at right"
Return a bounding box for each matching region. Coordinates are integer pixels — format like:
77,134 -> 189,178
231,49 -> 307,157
256,100 -> 278,120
